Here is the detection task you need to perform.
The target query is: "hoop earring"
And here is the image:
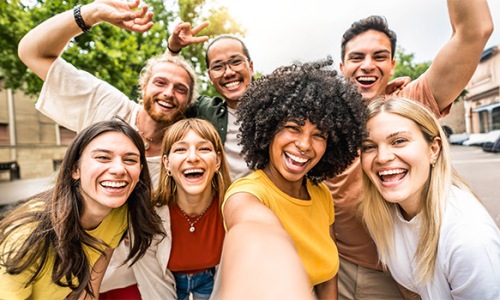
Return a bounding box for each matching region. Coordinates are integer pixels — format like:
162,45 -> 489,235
212,171 -> 219,190
166,170 -> 172,177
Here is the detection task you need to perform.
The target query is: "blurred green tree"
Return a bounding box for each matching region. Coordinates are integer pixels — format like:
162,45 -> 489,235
0,0 -> 245,100
393,47 -> 431,80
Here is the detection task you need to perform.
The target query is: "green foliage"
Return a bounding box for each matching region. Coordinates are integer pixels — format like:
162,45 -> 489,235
393,46 -> 431,80
0,0 -> 245,100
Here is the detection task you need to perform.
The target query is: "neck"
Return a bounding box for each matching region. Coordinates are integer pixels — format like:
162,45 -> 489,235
176,188 -> 215,216
262,167 -> 309,200
136,110 -> 168,156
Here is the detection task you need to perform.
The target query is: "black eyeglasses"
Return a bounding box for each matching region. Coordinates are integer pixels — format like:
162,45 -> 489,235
208,56 -> 248,78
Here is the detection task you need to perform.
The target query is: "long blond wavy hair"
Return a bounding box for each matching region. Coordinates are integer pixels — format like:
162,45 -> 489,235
360,97 -> 473,284
153,118 -> 231,207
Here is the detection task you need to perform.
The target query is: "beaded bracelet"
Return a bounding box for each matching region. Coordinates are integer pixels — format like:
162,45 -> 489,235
73,5 -> 92,33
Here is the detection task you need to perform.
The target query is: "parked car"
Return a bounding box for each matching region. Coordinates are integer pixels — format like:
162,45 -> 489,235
449,133 -> 470,145
482,135 -> 500,153
462,129 -> 500,146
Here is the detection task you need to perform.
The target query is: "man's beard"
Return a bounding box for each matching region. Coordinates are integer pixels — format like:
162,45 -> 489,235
143,96 -> 185,125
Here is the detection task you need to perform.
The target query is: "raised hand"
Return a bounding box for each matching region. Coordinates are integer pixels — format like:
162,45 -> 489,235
90,0 -> 154,33
167,21 -> 210,53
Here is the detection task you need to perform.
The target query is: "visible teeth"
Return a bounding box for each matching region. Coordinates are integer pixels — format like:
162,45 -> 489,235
378,169 -> 405,176
158,100 -> 174,108
183,168 -> 204,175
358,76 -> 376,82
287,153 -> 308,163
225,81 -> 240,88
101,181 -> 127,188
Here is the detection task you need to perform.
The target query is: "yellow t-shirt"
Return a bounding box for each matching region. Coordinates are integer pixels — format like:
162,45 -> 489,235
0,205 -> 128,300
223,170 -> 338,286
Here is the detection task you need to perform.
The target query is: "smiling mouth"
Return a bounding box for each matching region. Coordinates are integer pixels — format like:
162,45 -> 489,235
356,76 -> 377,86
157,100 -> 175,109
224,81 -> 241,89
286,152 -> 309,166
183,168 -> 205,179
378,169 -> 407,182
100,181 -> 128,188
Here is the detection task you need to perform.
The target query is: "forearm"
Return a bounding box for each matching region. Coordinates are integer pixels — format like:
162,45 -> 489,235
219,222 -> 313,300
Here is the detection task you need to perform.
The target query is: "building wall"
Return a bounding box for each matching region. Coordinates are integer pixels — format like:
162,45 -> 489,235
0,80 -> 75,180
464,46 -> 500,133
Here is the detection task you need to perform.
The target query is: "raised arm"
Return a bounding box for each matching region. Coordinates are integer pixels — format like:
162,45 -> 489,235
165,21 -> 210,55
18,0 -> 154,80
219,192 -> 313,300
426,0 -> 493,112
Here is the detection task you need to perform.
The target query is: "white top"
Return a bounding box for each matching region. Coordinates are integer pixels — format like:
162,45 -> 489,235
223,107 -> 251,181
36,57 -> 161,185
387,186 -> 500,299
37,58 -> 170,297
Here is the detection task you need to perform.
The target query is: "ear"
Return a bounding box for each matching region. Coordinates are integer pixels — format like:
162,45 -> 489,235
72,164 -> 80,180
430,137 -> 442,164
249,60 -> 255,77
389,58 -> 396,77
339,61 -> 344,73
162,154 -> 171,172
215,151 -> 222,172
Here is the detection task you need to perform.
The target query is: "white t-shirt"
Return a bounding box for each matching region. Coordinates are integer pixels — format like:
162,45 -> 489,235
387,186 -> 500,299
224,107 -> 251,181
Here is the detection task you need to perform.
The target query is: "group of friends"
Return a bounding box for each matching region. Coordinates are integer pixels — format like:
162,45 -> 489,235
1,0 -> 499,299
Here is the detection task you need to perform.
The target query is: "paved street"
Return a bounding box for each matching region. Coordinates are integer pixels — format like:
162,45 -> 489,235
1,145 -> 499,227
450,145 -> 500,227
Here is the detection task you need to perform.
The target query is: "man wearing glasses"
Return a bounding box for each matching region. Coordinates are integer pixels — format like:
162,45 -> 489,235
168,30 -> 255,181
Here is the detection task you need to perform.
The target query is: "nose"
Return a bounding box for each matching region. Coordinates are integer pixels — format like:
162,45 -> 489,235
186,148 -> 200,163
295,134 -> 312,153
162,84 -> 174,97
375,145 -> 395,164
222,63 -> 236,77
109,159 -> 126,175
360,56 -> 375,72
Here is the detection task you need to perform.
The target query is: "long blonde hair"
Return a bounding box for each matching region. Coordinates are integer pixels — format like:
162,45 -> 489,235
153,118 -> 231,207
360,98 -> 473,284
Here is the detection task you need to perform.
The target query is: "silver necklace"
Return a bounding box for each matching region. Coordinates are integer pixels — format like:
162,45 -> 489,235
135,117 -> 154,150
178,198 -> 214,233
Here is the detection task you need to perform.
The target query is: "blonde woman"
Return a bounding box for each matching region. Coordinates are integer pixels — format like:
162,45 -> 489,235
131,118 -> 231,300
360,98 -> 500,299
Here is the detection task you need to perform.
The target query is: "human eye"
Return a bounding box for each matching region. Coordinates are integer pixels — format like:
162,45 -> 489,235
313,131 -> 328,140
175,85 -> 188,95
210,64 -> 223,71
361,142 -> 376,153
392,138 -> 408,146
349,55 -> 363,62
172,147 -> 187,153
230,58 -> 244,66
374,54 -> 389,61
124,156 -> 140,164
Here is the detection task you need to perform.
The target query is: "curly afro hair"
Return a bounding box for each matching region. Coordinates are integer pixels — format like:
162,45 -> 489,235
237,57 -> 367,183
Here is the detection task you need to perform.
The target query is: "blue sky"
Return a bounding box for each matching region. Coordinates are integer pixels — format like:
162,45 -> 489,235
220,0 -> 500,74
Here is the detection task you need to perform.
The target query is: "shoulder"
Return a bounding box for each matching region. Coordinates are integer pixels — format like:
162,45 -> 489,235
440,187 -> 500,256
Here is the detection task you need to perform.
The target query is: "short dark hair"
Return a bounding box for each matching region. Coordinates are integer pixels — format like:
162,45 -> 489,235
205,34 -> 251,68
341,15 -> 397,62
237,57 -> 367,183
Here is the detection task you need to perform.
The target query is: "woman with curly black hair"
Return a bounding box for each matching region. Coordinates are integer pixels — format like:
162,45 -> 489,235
220,57 -> 366,299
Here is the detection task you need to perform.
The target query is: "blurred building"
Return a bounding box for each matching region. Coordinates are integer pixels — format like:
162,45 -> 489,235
0,79 -> 75,181
463,46 -> 500,133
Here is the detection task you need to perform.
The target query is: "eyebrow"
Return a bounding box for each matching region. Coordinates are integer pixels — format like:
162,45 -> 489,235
91,149 -> 140,157
386,131 -> 410,139
210,55 -> 245,64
